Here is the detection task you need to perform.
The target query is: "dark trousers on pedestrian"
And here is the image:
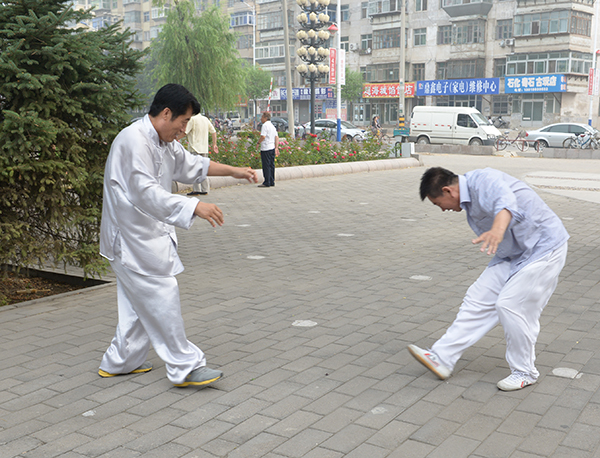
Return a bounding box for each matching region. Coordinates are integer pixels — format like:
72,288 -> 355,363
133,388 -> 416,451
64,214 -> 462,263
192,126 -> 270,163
260,149 -> 276,187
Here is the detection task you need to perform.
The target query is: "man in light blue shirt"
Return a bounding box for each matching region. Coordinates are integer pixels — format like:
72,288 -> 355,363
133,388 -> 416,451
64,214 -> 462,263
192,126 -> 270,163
408,167 -> 569,391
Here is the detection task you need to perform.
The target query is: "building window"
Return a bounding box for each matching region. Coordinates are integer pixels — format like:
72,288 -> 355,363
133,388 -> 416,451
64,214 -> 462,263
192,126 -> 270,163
124,11 -> 141,24
571,11 -> 591,36
436,62 -> 447,79
413,63 -> 425,81
143,11 -> 150,22
151,7 -> 166,19
437,25 -> 452,44
361,33 -> 373,50
494,58 -> 506,77
271,71 -> 286,86
437,59 -> 485,79
230,11 -> 254,27
453,20 -> 485,44
492,95 -> 510,115
496,19 -> 512,39
363,63 -> 399,82
514,11 -> 581,37
546,94 -> 561,114
257,11 -> 282,30
341,4 -> 350,21
368,0 -> 400,15
413,28 -> 426,46
236,34 -> 252,49
362,2 -> 368,18
256,41 -> 285,59
341,36 -> 349,51
416,0 -> 427,11
150,25 -> 162,39
506,51 -> 591,75
144,31 -> 150,41
373,28 -> 401,49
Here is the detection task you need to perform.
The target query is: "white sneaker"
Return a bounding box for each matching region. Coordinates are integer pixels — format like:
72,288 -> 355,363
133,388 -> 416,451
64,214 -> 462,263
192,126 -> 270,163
407,344 -> 451,380
497,371 -> 536,391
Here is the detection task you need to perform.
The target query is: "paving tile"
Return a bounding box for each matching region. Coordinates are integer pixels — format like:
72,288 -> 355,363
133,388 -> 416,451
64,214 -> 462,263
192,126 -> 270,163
1,156 -> 599,458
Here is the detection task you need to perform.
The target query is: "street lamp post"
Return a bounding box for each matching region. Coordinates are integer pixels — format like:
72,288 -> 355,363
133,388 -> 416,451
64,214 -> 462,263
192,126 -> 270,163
295,0 -> 331,135
241,0 -> 256,123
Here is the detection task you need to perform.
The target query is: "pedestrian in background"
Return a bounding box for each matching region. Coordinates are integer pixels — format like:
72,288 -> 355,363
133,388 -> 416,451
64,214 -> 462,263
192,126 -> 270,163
258,111 -> 279,188
184,113 -> 218,196
409,167 -> 569,391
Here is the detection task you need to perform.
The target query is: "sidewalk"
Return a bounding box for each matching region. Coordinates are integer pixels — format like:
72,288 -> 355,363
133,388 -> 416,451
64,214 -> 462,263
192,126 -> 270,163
1,154 -> 599,458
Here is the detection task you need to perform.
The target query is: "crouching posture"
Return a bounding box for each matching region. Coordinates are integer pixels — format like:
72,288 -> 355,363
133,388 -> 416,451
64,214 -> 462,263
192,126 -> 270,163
409,167 -> 568,391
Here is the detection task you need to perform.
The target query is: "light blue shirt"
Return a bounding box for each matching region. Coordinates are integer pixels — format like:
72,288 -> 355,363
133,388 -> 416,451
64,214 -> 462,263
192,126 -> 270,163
459,168 -> 569,277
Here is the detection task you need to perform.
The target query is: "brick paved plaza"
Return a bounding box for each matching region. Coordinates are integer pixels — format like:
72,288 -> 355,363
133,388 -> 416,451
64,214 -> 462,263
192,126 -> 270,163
1,154 -> 599,458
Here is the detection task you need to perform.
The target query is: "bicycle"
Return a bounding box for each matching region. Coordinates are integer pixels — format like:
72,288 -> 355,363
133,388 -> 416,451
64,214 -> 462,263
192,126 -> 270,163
369,127 -> 393,147
495,130 -> 529,152
562,132 -> 599,149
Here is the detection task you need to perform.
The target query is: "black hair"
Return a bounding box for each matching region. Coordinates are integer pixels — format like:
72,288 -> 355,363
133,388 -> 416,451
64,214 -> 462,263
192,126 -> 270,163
419,167 -> 458,201
148,84 -> 201,119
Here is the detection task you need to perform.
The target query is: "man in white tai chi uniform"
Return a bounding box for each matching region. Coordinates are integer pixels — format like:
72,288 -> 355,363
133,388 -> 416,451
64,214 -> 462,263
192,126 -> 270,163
98,84 -> 257,387
409,167 -> 568,391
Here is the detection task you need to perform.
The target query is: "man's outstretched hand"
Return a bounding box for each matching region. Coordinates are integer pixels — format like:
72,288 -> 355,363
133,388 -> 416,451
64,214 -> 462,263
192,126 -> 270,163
232,167 -> 258,183
194,202 -> 224,227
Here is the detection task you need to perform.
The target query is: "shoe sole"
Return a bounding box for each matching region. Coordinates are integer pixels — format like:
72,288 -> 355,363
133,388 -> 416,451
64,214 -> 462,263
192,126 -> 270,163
173,374 -> 222,387
98,367 -> 153,378
497,380 -> 535,391
408,345 -> 449,380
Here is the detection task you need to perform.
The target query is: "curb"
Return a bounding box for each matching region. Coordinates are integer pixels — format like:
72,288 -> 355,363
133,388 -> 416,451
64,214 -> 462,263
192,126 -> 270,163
176,156 -> 422,192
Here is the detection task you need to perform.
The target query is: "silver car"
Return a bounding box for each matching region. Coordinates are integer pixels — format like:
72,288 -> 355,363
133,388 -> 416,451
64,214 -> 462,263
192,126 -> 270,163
525,123 -> 598,149
302,119 -> 366,142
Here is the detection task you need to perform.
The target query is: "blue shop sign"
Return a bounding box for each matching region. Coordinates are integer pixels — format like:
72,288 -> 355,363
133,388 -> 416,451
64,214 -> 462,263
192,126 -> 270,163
281,87 -> 334,100
505,74 -> 567,93
416,78 -> 500,96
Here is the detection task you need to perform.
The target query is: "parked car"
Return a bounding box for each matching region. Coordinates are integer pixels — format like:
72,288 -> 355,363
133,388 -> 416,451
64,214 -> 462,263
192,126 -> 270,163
301,119 -> 366,142
525,123 -> 599,149
257,116 -> 288,133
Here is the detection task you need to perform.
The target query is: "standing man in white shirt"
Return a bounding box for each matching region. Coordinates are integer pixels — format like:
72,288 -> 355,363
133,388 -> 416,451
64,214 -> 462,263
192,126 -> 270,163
184,113 -> 218,195
98,84 -> 258,388
257,111 -> 279,188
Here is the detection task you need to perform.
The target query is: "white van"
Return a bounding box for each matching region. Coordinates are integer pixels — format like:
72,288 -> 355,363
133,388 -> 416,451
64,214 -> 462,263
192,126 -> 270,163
409,106 -> 501,146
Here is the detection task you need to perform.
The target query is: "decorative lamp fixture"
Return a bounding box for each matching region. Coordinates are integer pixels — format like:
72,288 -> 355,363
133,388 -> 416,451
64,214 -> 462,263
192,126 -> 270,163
295,0 -> 332,135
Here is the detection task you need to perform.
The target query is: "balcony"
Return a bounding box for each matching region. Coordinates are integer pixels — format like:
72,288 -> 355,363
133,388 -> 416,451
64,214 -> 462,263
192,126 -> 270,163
442,0 -> 493,18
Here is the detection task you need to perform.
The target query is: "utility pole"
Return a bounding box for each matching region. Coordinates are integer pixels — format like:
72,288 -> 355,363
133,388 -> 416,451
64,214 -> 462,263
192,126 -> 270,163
282,0 -> 295,137
398,0 -> 406,136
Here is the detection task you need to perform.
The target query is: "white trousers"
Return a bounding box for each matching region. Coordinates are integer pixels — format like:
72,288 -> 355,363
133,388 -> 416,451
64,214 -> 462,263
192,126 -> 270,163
99,246 -> 206,384
192,152 -> 209,193
432,242 -> 567,379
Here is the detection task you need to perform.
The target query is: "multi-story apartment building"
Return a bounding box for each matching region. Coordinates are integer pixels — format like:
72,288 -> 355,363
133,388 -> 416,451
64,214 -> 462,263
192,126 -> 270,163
80,0 -> 599,129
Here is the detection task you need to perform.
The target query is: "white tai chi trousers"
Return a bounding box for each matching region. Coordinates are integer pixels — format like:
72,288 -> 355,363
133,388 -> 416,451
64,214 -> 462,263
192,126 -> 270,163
99,244 -> 206,385
432,242 -> 568,379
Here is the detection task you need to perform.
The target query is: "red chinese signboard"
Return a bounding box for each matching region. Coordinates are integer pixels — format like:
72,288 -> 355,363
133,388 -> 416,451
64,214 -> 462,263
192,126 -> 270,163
362,82 -> 415,98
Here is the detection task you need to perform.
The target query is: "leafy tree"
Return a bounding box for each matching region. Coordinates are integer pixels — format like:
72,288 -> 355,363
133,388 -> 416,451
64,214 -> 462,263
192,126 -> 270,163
152,2 -> 245,112
341,68 -> 365,103
244,65 -> 272,123
0,0 -> 145,277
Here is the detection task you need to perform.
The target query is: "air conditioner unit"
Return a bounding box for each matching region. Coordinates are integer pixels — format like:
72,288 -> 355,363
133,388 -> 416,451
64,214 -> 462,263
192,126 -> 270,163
500,40 -> 506,48
506,38 -> 514,46
349,43 -> 358,51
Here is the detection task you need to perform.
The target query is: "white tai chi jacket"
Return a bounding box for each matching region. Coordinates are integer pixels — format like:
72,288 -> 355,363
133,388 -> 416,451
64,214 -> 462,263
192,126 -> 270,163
100,115 -> 210,277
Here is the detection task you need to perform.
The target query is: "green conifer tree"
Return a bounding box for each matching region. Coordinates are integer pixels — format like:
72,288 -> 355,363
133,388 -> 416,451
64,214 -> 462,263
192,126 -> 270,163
0,0 -> 145,277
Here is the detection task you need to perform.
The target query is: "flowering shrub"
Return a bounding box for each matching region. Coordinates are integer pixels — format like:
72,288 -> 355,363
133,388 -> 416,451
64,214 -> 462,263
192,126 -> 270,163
208,129 -> 389,168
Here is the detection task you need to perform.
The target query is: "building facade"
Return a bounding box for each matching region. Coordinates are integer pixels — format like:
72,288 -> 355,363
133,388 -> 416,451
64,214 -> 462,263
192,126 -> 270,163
79,0 -> 600,129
